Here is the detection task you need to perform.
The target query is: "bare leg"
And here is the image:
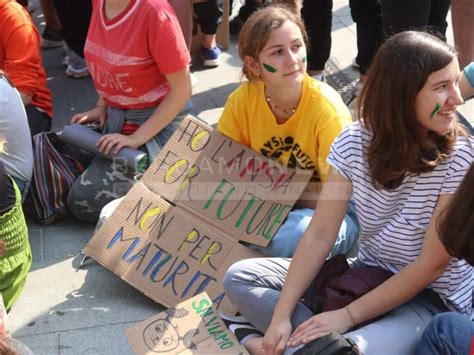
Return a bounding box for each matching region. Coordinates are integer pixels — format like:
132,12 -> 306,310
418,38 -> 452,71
39,0 -> 63,32
245,337 -> 264,355
201,33 -> 217,49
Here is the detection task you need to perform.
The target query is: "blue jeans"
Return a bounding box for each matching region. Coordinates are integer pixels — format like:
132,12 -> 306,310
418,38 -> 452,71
416,312 -> 473,355
249,200 -> 359,258
12,177 -> 29,203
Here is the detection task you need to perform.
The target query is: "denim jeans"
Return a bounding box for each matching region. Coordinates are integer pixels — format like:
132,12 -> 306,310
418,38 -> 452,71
248,200 -> 359,258
416,312 -> 474,355
12,177 -> 29,203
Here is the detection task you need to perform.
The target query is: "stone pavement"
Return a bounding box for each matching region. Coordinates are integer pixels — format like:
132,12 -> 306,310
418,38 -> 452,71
9,1 -> 473,354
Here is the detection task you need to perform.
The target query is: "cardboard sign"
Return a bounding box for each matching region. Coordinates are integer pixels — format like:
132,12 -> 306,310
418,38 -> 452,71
85,115 -> 311,313
125,293 -> 248,355
84,182 -> 262,314
142,115 -> 312,247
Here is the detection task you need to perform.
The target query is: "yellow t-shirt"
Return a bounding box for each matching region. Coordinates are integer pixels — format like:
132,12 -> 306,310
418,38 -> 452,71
217,75 -> 351,182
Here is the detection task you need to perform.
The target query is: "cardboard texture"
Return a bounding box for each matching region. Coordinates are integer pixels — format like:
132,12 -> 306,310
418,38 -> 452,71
142,115 -> 313,247
84,182 -> 261,313
125,293 -> 248,354
84,115 -> 311,313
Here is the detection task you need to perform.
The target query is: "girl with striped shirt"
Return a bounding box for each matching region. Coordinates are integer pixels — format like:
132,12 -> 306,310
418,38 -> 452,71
223,31 -> 473,354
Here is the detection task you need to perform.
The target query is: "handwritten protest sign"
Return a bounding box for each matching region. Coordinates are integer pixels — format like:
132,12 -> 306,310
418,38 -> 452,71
142,115 -> 312,246
125,293 -> 248,354
85,115 -> 311,313
84,182 -> 261,313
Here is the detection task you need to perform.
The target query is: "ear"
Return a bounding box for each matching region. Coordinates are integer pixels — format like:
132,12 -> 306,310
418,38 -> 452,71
243,55 -> 261,78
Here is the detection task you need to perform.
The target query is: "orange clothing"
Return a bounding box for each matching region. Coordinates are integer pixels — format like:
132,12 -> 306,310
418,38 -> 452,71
0,0 -> 53,118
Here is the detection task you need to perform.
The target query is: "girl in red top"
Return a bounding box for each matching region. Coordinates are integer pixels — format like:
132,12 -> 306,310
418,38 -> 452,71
67,0 -> 192,222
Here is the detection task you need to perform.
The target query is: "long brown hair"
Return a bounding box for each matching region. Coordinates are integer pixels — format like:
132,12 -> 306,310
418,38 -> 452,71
238,5 -> 307,81
358,31 -> 465,189
437,164 -> 474,265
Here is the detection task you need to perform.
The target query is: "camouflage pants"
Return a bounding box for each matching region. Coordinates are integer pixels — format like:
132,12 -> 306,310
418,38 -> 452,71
67,156 -> 135,222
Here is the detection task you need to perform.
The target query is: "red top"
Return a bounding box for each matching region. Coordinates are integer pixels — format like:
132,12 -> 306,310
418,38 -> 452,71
84,0 -> 191,109
0,0 -> 53,118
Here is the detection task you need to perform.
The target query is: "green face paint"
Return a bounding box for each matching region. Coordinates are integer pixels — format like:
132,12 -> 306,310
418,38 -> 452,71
302,56 -> 307,63
429,103 -> 442,119
262,63 -> 277,73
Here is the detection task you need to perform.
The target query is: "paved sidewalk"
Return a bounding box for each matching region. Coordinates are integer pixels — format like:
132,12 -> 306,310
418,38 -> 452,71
9,1 -> 472,354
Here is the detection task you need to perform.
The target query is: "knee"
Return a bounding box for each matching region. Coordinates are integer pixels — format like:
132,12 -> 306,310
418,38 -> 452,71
430,312 -> 465,334
67,181 -> 99,222
223,260 -> 244,297
223,259 -> 256,301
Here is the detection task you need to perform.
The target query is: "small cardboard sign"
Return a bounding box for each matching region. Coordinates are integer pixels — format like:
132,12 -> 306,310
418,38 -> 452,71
84,182 -> 261,313
125,292 -> 248,355
142,115 -> 312,247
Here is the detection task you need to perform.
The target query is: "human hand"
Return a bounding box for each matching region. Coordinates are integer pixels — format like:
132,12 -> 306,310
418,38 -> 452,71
287,308 -> 354,348
261,317 -> 292,355
71,106 -> 107,128
96,133 -> 141,155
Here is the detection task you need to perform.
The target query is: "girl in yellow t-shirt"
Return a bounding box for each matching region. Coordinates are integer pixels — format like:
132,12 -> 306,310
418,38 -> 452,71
217,5 -> 358,258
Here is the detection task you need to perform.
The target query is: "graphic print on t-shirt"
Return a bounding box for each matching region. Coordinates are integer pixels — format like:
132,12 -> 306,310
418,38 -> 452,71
260,136 -> 320,181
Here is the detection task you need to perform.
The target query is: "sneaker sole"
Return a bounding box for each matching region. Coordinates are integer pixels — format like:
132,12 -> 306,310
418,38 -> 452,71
202,58 -> 220,67
66,66 -> 90,79
41,39 -> 64,49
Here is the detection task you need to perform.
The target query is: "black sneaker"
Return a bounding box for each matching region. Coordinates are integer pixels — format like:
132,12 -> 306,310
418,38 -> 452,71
294,332 -> 361,355
220,312 -> 264,345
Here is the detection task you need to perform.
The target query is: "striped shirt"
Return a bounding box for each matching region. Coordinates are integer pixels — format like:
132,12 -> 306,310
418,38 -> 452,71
328,124 -> 473,315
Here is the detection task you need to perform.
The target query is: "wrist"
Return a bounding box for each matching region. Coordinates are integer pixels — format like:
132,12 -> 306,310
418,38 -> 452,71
130,132 -> 146,148
273,304 -> 293,321
344,305 -> 357,328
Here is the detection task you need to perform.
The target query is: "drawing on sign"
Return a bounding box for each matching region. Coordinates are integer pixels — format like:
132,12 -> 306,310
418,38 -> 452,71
143,308 -> 198,353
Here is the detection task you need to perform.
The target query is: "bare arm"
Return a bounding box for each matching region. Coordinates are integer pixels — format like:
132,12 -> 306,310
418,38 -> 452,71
19,91 -> 32,105
294,181 -> 322,209
71,97 -> 108,128
288,193 -> 453,347
459,71 -> 474,100
96,67 -> 192,154
262,168 -> 353,354
129,66 -> 192,146
346,194 -> 452,323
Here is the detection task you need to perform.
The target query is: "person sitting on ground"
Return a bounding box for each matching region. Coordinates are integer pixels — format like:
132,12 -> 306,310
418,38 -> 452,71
67,0 -> 192,222
223,31 -> 472,355
0,152 -> 32,313
0,72 -> 33,199
415,162 -> 473,355
217,5 -> 358,259
0,0 -> 54,136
